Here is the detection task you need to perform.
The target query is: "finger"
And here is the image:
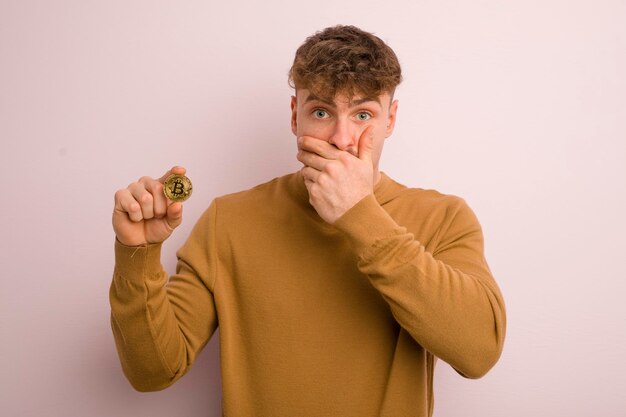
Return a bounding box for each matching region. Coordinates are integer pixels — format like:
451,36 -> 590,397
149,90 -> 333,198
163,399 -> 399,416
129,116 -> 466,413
127,182 -> 155,220
298,136 -> 342,159
300,165 -> 321,183
302,175 -> 314,194
114,188 -> 143,222
297,149 -> 330,171
144,180 -> 168,218
166,202 -> 183,230
358,125 -> 375,162
157,165 -> 186,183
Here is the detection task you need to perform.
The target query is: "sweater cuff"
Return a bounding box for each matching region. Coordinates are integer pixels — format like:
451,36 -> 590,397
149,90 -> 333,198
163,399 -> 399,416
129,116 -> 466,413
333,194 -> 401,255
114,238 -> 164,283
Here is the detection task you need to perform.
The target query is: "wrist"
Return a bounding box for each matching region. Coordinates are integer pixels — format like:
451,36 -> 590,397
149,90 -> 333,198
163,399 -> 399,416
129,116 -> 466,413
114,238 -> 164,282
333,194 -> 401,254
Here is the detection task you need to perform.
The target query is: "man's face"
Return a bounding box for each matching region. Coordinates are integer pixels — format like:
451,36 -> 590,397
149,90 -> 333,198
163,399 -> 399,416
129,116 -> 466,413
290,89 -> 398,175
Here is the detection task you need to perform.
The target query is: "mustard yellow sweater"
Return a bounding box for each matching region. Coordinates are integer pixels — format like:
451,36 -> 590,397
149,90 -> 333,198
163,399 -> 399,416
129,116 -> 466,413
109,171 -> 506,417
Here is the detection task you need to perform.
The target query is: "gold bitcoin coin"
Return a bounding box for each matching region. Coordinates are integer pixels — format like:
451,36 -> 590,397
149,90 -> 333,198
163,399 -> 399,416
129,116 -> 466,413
163,174 -> 193,202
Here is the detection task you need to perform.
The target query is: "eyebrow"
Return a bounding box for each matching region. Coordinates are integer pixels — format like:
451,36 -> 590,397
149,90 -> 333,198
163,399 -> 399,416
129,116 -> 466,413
304,94 -> 381,108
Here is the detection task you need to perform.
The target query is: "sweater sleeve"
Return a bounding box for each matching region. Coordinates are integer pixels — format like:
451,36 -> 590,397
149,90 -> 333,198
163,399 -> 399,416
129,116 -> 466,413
333,194 -> 506,379
109,201 -> 219,391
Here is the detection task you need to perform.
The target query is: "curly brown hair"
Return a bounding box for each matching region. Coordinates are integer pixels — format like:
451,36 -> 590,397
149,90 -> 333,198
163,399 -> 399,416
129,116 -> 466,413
288,25 -> 402,102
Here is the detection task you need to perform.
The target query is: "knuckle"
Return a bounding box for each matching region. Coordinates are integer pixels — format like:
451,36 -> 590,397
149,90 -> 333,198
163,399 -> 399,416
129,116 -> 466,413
146,181 -> 163,194
114,189 -> 125,201
141,192 -> 153,204
324,163 -> 338,176
128,209 -> 141,220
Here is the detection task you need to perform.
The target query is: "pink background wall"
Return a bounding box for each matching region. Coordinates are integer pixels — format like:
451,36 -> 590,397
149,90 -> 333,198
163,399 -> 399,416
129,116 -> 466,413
2,1 -> 625,416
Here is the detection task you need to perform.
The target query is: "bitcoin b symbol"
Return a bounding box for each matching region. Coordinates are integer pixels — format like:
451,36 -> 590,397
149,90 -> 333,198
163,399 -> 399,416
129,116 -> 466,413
171,179 -> 185,196
163,174 -> 193,202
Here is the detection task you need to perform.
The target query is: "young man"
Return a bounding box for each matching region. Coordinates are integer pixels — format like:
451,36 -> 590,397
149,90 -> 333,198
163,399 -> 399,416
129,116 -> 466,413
110,25 -> 506,417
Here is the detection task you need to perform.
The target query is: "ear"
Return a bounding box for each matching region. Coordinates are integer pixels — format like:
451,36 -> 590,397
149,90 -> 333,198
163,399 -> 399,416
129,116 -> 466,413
290,95 -> 298,136
385,99 -> 399,138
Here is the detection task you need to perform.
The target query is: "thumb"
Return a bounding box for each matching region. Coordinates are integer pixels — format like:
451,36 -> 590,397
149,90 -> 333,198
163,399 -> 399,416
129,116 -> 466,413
158,165 -> 187,183
166,202 -> 184,230
358,125 -> 374,163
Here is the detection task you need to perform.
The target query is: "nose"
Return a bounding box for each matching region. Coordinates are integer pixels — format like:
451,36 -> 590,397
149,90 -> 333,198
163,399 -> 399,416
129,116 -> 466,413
328,118 -> 357,154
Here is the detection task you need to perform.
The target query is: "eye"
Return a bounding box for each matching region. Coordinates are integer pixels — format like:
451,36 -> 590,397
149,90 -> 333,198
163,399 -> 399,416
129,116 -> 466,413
313,109 -> 329,119
356,112 -> 371,121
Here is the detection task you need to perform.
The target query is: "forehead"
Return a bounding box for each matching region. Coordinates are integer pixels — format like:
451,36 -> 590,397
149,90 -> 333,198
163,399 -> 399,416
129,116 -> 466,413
298,89 -> 389,108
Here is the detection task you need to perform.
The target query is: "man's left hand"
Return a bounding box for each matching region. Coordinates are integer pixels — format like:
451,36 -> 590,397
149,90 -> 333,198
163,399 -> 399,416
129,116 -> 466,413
297,126 -> 376,224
